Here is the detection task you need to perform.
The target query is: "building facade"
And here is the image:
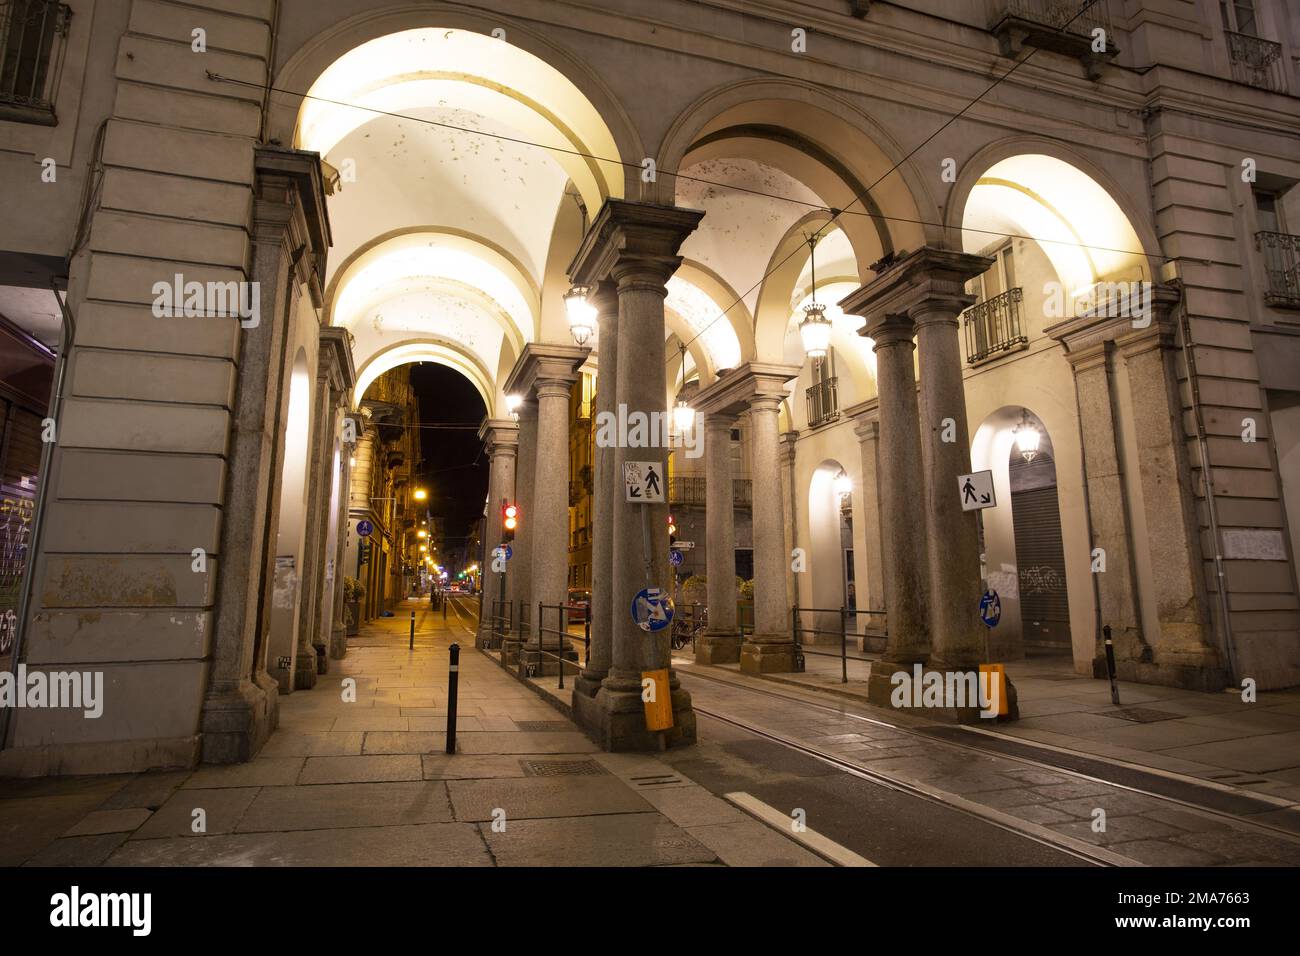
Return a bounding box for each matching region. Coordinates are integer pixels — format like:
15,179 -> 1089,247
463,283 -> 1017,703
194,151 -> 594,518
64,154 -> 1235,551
0,0 -> 1296,772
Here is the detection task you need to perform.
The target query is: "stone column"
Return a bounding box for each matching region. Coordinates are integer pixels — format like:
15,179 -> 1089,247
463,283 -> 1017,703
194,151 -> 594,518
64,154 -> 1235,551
524,366 -> 583,674
852,409 -> 887,632
477,420 -> 518,648
697,412 -> 740,663
201,149 -> 327,762
741,394 -> 798,674
567,199 -> 702,751
1116,291 -> 1223,687
1049,338 -> 1147,671
293,364 -> 334,691
837,302 -> 932,703
779,430 -> 799,610
503,399 -> 537,662
914,293 -> 986,673
330,410 -> 361,659
576,281 -> 619,697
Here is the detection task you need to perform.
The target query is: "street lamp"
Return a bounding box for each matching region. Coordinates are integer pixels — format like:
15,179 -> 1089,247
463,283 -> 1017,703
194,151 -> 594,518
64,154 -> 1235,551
798,234 -> 832,359
413,488 -> 427,501
564,285 -> 596,346
1013,410 -> 1041,463
672,342 -> 694,432
505,393 -> 522,421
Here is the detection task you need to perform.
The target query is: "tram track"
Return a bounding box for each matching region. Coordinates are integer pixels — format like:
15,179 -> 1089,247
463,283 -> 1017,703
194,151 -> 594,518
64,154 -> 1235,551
676,665 -> 1300,865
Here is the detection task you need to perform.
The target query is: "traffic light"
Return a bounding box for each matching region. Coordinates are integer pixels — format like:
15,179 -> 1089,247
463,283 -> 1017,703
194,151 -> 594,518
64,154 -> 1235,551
503,501 -> 519,543
667,513 -> 677,546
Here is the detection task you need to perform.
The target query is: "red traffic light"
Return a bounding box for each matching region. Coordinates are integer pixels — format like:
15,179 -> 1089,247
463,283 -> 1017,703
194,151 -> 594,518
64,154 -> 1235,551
504,503 -> 519,531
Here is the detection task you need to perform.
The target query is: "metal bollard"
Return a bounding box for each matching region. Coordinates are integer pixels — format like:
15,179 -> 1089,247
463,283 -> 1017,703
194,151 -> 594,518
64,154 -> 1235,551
584,620 -> 590,667
443,597 -> 448,621
1103,624 -> 1121,706
840,607 -> 849,684
446,643 -> 459,754
409,609 -> 415,650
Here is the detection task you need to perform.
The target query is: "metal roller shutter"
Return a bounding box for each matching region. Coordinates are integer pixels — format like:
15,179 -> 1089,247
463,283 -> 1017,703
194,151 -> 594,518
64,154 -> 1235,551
1011,469 -> 1071,647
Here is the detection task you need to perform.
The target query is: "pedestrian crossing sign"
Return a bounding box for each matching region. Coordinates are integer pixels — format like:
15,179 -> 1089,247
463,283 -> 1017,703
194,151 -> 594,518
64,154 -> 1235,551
958,470 -> 996,511
624,460 -> 665,503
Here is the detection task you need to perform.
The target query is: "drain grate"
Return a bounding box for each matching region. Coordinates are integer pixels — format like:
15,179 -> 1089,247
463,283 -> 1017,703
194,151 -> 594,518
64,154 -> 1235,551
514,721 -> 576,733
520,759 -> 606,777
1103,706 -> 1181,723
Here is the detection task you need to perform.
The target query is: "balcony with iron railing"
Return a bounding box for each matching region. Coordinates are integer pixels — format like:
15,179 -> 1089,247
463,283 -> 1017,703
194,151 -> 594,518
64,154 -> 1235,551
991,0 -> 1118,78
1225,31 -> 1286,94
805,376 -> 839,428
0,0 -> 72,122
668,476 -> 752,508
1256,231 -> 1300,309
964,287 -> 1027,365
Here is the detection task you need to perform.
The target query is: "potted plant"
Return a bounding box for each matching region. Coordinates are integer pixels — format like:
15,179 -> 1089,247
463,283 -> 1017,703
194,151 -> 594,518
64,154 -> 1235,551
343,577 -> 365,636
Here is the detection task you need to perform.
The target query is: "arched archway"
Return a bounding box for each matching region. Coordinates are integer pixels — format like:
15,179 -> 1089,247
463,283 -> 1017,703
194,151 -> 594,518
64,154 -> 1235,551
806,459 -> 854,640
972,406 -> 1075,661
267,349 -> 313,693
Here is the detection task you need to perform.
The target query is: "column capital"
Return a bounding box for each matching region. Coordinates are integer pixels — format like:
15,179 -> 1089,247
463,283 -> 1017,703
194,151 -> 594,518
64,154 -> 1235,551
503,343 -> 589,400
567,198 -> 705,289
838,246 -> 992,330
254,146 -> 332,306
1047,281 -> 1180,356
703,411 -> 736,434
778,429 -> 799,465
694,362 -> 799,418
478,417 -> 520,453
862,312 -> 916,348
319,327 -> 356,395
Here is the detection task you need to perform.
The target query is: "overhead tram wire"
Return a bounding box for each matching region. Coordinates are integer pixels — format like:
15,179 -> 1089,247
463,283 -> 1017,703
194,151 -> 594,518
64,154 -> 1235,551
205,61 -> 1160,270
207,1 -> 1149,367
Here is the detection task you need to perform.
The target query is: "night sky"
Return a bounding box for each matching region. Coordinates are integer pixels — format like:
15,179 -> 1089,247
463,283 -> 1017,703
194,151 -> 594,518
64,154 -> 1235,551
408,363 -> 489,559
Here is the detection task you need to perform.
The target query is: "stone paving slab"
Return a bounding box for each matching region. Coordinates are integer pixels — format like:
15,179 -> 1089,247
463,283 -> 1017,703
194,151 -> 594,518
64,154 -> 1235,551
106,822 -> 493,867
182,757 -> 306,789
64,808 -> 153,836
446,776 -> 651,821
133,787 -> 259,839
479,812 -> 717,867
237,781 -> 455,832
297,754 -> 424,784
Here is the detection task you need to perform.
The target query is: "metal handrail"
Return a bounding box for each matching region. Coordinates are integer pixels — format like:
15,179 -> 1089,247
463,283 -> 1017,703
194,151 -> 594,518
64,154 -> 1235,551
791,604 -> 884,683
526,601 -> 587,689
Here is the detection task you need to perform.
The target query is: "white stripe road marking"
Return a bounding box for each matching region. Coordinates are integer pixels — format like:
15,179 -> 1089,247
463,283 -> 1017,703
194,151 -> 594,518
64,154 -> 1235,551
723,791 -> 877,867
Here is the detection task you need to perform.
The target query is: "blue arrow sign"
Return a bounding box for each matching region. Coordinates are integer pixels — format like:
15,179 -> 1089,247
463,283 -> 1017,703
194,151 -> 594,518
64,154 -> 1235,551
631,587 -> 674,633
979,589 -> 1001,628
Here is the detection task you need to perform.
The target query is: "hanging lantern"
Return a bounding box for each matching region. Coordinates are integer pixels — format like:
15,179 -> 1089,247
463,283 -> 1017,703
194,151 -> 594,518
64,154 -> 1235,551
798,233 -> 832,359
799,302 -> 832,359
505,393 -> 522,421
564,285 -> 596,346
833,469 -> 852,497
1014,412 -> 1041,463
672,342 -> 694,432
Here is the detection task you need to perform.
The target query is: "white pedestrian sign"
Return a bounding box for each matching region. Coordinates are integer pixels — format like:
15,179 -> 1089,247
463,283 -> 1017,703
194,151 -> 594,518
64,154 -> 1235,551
958,470 -> 996,511
624,461 -> 665,503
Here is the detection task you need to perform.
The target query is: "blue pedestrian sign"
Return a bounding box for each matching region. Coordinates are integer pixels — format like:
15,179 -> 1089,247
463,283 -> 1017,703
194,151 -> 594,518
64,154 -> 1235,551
357,519 -> 374,538
669,548 -> 683,567
979,589 -> 1001,628
631,587 -> 674,633
492,544 -> 512,561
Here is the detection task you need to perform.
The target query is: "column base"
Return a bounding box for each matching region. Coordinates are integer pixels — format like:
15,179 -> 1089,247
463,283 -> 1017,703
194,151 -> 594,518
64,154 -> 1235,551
501,639 -> 522,666
573,674 -> 696,751
573,669 -> 607,699
740,636 -> 798,674
330,624 -> 348,660
694,630 -> 740,664
294,651 -> 318,691
519,640 -> 577,677
868,660 -> 1019,722
199,678 -> 279,764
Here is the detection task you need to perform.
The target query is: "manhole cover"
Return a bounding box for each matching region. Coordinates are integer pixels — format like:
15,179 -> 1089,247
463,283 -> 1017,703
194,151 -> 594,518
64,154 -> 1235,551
1103,707 -> 1180,723
514,721 -> 575,733
520,759 -> 606,777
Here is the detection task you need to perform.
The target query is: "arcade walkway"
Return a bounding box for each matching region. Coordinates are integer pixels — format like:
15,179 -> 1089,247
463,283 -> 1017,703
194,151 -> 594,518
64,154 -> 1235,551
0,600 -> 820,867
